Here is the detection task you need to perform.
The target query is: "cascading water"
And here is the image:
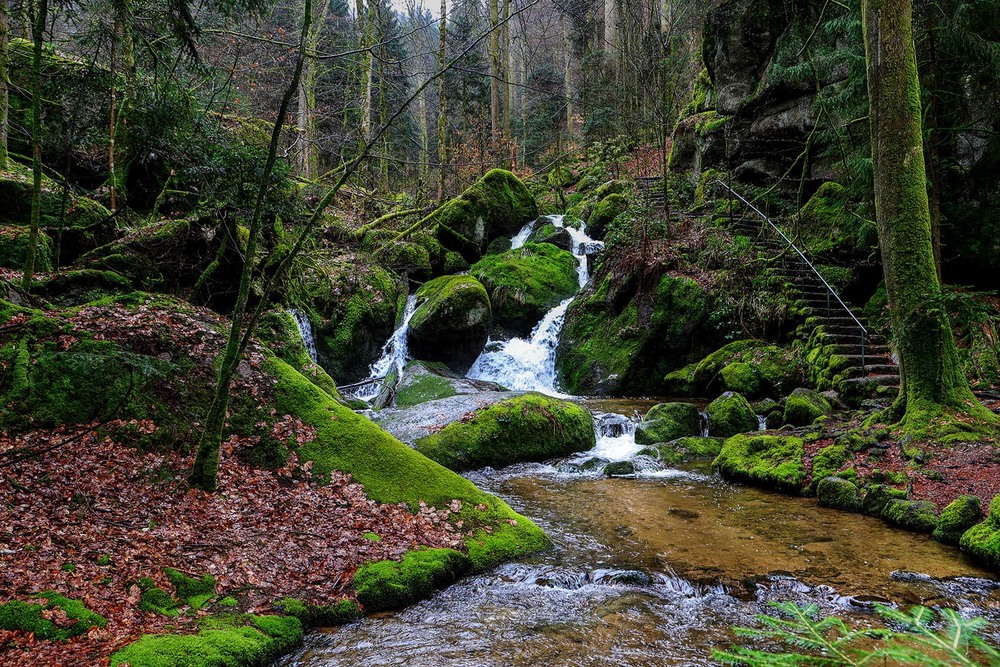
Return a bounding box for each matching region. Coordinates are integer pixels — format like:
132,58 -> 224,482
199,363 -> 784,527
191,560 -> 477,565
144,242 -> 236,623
288,309 -> 318,363
467,216 -> 604,395
352,295 -> 418,402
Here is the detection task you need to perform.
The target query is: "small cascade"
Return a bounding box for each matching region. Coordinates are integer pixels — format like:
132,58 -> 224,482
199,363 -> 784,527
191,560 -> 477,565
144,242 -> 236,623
467,215 -> 602,395
699,411 -> 710,437
758,414 -> 768,431
288,309 -> 318,363
589,412 -> 641,461
353,295 -> 418,402
510,220 -> 536,249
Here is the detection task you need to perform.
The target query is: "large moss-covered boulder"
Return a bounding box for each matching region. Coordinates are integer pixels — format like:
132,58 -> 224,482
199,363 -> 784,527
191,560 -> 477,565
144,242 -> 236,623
414,393 -> 595,471
529,222 -> 573,251
783,387 -> 833,426
933,495 -> 984,545
557,273 -> 716,395
0,224 -> 54,272
634,402 -> 702,445
432,169 -> 538,262
959,495 -> 1000,571
861,484 -> 908,517
663,339 -> 803,397
354,548 -> 472,612
407,275 -> 491,374
705,391 -> 758,438
883,499 -> 939,533
470,243 -> 577,337
587,193 -> 627,241
295,253 -> 403,383
713,434 -> 806,492
816,476 -> 863,512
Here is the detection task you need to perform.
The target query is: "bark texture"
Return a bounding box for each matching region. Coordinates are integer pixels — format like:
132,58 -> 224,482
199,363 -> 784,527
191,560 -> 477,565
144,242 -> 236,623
862,0 -> 993,433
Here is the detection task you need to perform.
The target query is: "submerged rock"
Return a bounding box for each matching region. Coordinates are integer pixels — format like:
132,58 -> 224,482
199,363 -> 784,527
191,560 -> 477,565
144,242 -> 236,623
634,402 -> 702,445
414,393 -> 595,472
603,460 -> 637,476
705,392 -> 758,438
470,242 -> 578,338
406,275 -> 492,374
713,434 -> 806,492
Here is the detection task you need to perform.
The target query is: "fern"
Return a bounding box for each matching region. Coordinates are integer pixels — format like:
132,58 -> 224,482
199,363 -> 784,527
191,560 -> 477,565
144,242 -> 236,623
713,601 -> 1000,667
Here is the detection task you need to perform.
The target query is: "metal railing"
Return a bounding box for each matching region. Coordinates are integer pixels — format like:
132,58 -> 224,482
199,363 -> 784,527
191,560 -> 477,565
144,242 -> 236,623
714,180 -> 868,370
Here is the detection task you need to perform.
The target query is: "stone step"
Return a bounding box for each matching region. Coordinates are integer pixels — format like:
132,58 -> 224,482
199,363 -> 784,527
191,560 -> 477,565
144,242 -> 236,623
830,343 -> 890,355
843,375 -> 900,388
836,353 -> 895,365
843,364 -> 899,378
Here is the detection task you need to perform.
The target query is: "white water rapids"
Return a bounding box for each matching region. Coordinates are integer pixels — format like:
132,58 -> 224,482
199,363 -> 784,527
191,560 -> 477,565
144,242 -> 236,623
352,294 -> 418,402
466,215 -> 603,395
288,309 -> 318,363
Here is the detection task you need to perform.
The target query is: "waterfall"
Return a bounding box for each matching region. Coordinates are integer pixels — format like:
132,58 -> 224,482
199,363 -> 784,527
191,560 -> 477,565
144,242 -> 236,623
288,309 -> 318,363
467,215 -> 602,395
353,295 -> 418,402
510,220 -> 536,250
589,412 -> 641,461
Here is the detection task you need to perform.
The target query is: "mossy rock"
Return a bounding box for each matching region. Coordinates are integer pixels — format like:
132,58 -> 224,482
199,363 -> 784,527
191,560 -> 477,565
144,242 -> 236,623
604,460 -> 636,476
268,357 -> 551,571
587,193 -> 627,241
0,224 -> 54,272
273,598 -> 361,626
164,568 -> 216,602
557,273 -> 715,395
393,360 -> 504,408
431,169 -> 538,262
634,402 -> 702,445
407,275 -> 492,374
933,495 -> 984,545
797,181 -> 872,258
720,362 -> 760,396
959,495 -> 1000,571
547,165 -> 576,188
292,252 -> 403,383
354,548 -> 472,613
809,445 -> 849,493
414,393 -> 594,472
861,483 -> 908,517
705,391 -> 758,438
713,434 -> 806,493
816,476 -> 863,512
32,269 -> 133,307
109,614 -> 303,667
663,363 -> 698,395
654,436 -> 723,463
783,387 -> 833,426
470,243 -> 577,337
528,223 -> 574,252
0,592 -> 107,640
882,499 -> 938,533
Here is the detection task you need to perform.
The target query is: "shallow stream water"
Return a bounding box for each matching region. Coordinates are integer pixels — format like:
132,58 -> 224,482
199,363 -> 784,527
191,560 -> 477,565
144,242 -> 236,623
277,401 -> 1000,667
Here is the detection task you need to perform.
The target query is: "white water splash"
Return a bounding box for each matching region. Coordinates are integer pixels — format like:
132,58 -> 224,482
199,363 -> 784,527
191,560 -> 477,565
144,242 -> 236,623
510,220 -> 536,249
288,309 -> 318,363
466,215 -> 601,395
588,413 -> 641,461
353,295 -> 418,402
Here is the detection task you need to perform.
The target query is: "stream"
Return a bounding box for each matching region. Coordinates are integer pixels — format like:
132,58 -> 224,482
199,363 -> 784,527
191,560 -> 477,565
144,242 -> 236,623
279,216 -> 1000,665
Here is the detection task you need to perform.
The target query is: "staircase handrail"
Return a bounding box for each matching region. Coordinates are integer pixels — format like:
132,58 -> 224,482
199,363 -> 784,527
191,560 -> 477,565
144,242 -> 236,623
714,180 -> 869,341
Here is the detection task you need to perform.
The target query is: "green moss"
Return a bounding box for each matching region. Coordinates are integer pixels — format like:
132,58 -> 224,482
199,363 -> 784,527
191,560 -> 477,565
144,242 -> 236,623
140,587 -> 180,617
267,356 -> 550,571
816,476 -> 863,512
652,436 -> 723,463
587,193 -> 627,241
861,484 -> 908,517
960,502 -> 1000,571
109,615 -> 303,667
432,169 -> 538,261
783,388 -> 833,426
933,495 -> 984,545
713,434 -> 807,492
273,598 -> 361,626
0,592 -> 107,640
663,363 -> 698,395
883,499 -> 939,533
720,362 -> 761,396
394,374 -> 457,408
407,275 -> 491,372
414,393 -> 595,472
354,548 -> 472,613
257,309 -> 341,402
705,392 -> 759,438
634,402 -> 702,445
164,569 -> 216,602
680,340 -> 802,398
0,224 -> 54,271
470,243 -> 577,335
809,445 -> 849,492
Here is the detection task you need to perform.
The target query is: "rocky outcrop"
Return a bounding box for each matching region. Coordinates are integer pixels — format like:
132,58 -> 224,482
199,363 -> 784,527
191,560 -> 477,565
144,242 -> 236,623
407,275 -> 491,374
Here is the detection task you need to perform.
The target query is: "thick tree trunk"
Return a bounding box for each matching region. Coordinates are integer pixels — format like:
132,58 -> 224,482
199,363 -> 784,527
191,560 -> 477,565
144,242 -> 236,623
862,0 -> 992,432
437,0 -> 447,201
296,0 -> 329,179
0,0 -> 9,171
190,0 -> 313,492
22,0 -> 47,292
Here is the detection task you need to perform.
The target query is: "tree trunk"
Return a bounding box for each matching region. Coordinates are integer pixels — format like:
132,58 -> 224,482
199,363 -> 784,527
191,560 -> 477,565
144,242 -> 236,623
437,0 -> 447,201
501,0 -> 510,138
357,0 -> 373,151
921,6 -> 942,281
0,0 -> 9,171
296,0 -> 329,179
190,0 -> 314,492
604,0 -> 617,54
22,0 -> 47,292
862,0 -> 993,433
489,0 -> 500,143
563,12 -> 573,135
